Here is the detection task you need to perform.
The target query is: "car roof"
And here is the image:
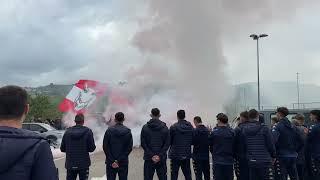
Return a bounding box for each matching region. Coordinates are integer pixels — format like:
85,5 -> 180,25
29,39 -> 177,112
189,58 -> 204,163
22,122 -> 47,125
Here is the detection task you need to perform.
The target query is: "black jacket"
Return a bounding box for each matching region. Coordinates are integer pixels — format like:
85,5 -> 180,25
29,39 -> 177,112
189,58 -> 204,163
192,124 -> 210,160
169,120 -> 193,160
209,126 -> 235,165
307,122 -> 320,159
272,118 -> 304,158
141,119 -> 170,161
60,125 -> 96,170
103,123 -> 133,165
0,126 -> 57,180
241,120 -> 276,166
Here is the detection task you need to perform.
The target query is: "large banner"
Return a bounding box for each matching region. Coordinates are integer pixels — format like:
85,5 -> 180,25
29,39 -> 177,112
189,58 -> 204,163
59,80 -> 107,113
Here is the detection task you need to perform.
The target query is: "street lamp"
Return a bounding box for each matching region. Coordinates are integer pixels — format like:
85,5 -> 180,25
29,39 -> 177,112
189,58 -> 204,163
250,33 -> 268,110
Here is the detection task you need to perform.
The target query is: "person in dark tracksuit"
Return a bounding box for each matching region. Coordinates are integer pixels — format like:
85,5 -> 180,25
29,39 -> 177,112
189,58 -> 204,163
60,113 -> 96,180
271,118 -> 282,180
209,113 -> 235,180
103,112 -> 133,180
234,111 -> 250,180
272,107 -> 304,180
169,110 -> 193,180
241,109 -> 276,180
192,116 -> 210,180
141,108 -> 170,180
0,86 -> 58,180
307,110 -> 320,180
292,114 -> 308,180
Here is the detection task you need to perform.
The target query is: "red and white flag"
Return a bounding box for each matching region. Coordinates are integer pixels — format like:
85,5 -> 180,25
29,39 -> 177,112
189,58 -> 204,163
59,80 -> 107,113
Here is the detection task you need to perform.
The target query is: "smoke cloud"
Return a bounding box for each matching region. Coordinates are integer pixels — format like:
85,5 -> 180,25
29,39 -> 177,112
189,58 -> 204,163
60,0 -> 319,146
131,0 -> 228,121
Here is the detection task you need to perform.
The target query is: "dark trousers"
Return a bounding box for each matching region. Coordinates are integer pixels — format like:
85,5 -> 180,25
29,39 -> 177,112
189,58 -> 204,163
310,158 -> 320,180
237,158 -> 249,180
144,160 -> 167,180
213,164 -> 233,180
106,164 -> 128,180
249,164 -> 273,180
67,169 -> 89,180
193,159 -> 210,180
297,163 -> 305,180
278,157 -> 299,180
170,159 -> 192,180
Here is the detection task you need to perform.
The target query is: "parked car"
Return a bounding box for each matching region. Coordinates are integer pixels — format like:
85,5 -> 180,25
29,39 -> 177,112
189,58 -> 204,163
22,123 -> 64,147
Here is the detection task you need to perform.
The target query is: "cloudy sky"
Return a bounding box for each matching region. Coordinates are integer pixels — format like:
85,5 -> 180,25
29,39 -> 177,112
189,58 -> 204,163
1,0 -> 320,87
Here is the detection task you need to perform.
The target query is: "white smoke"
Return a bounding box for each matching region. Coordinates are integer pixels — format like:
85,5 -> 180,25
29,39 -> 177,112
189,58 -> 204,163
61,0 -> 320,146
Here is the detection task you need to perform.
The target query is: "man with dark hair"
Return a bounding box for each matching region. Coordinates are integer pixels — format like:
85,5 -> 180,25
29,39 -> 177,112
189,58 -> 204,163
103,112 -> 133,180
192,116 -> 210,180
272,107 -> 304,180
209,113 -> 235,180
240,109 -> 276,180
234,111 -> 250,180
60,113 -> 96,180
307,110 -> 320,180
169,110 -> 193,180
0,85 -> 57,180
141,108 -> 170,180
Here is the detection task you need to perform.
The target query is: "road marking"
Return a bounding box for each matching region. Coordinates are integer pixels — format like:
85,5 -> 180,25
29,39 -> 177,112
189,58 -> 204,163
91,175 -> 106,180
54,156 -> 65,161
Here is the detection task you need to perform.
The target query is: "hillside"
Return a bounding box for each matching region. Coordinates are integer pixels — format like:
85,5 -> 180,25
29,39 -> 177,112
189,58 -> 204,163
25,83 -> 73,97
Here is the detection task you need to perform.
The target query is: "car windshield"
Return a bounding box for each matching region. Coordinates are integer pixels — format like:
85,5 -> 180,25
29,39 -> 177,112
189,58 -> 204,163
41,124 -> 56,131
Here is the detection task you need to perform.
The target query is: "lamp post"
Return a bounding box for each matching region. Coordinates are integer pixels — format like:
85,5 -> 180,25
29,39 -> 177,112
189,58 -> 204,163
296,72 -> 300,109
250,34 -> 268,111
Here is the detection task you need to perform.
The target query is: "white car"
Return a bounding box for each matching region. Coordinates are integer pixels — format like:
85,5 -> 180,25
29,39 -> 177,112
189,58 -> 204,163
22,123 -> 64,147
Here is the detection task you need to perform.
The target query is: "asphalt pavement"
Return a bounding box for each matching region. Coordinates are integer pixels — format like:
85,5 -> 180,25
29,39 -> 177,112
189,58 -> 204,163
55,148 -> 200,180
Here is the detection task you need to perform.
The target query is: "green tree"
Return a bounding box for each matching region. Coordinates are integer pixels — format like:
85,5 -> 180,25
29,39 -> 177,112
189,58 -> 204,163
26,94 -> 63,122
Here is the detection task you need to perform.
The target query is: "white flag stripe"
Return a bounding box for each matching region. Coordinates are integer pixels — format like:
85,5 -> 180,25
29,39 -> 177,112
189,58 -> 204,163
65,86 -> 82,102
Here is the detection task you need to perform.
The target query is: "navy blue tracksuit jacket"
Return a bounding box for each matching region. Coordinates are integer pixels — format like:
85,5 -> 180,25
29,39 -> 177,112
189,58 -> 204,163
242,120 -> 276,166
209,126 -> 235,165
192,124 -> 210,180
272,117 -> 304,180
169,120 -> 193,160
209,126 -> 235,180
192,124 -> 209,160
103,123 -> 133,165
60,125 -> 96,170
272,118 -> 304,158
141,118 -> 170,161
0,126 -> 57,180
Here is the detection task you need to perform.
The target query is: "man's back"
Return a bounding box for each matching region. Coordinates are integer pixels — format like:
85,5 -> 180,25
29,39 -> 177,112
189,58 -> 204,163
103,123 -> 133,164
141,119 -> 170,160
169,120 -> 193,160
60,125 -> 96,170
241,121 -> 275,165
272,118 -> 304,158
192,124 -> 209,160
209,126 -> 235,165
0,126 -> 57,180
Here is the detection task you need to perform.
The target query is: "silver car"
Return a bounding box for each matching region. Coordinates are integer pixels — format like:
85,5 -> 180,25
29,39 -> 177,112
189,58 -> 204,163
22,123 -> 64,147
